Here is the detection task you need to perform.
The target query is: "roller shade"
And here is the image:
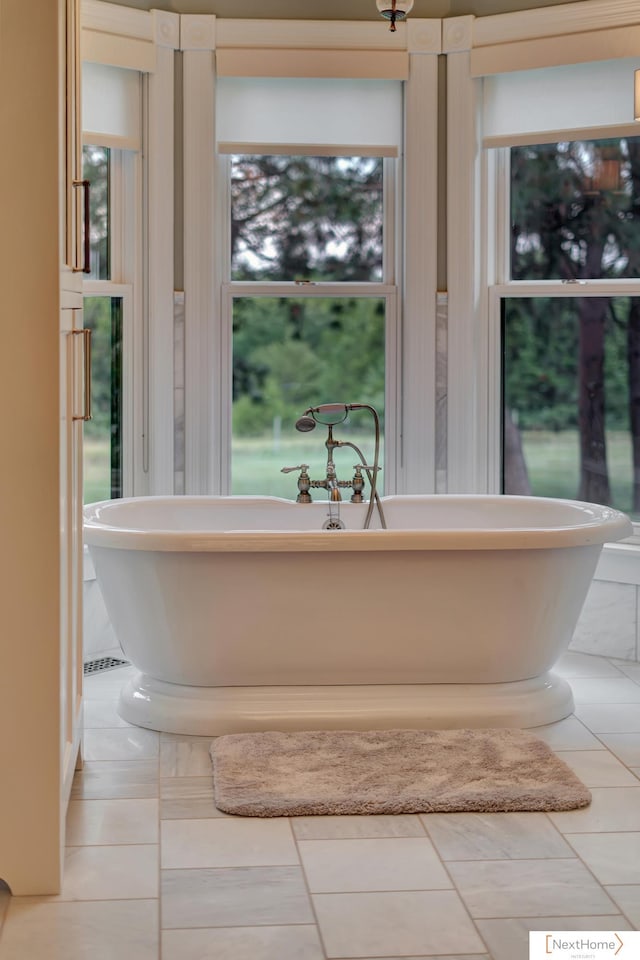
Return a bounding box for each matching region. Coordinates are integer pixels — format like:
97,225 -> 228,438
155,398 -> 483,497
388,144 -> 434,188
82,61 -> 142,150
216,77 -> 402,154
482,57 -> 640,147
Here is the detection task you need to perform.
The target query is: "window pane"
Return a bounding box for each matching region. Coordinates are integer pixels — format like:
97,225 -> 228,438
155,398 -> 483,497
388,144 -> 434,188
82,145 -> 110,280
502,296 -> 640,520
231,155 -> 384,282
510,138 -> 640,281
232,296 -> 385,497
83,296 -> 122,503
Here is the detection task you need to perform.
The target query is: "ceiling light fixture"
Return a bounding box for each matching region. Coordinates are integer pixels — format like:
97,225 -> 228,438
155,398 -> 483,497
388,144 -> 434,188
376,0 -> 414,32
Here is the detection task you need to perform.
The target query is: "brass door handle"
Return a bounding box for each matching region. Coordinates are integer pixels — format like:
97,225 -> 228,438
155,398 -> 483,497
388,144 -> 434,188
71,328 -> 92,421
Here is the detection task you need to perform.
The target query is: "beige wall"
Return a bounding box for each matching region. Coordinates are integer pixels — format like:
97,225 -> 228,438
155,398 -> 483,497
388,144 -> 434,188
101,0 -> 581,17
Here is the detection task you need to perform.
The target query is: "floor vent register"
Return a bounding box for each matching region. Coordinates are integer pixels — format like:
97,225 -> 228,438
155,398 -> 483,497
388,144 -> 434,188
83,656 -> 129,676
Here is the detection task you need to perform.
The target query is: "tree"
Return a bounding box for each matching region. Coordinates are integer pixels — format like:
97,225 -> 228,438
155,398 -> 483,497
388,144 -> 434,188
230,155 -> 383,282
83,144 -> 109,278
229,154 -> 386,436
617,140 -> 640,511
508,138 -> 640,507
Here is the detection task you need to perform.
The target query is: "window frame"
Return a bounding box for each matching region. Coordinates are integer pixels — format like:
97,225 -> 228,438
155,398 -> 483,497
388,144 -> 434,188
445,1 -> 640,580
81,1 -> 178,496
489,280 -> 640,500
82,282 -> 134,498
222,282 -> 399,495
487,142 -> 640,512
218,149 -> 399,494
181,19 -> 441,497
82,143 -> 140,499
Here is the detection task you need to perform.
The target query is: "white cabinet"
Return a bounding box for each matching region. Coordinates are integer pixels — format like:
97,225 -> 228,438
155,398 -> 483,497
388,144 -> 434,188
0,0 -> 84,895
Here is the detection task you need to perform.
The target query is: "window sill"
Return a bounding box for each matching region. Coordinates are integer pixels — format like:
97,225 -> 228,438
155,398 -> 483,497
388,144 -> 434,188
596,541 -> 640,586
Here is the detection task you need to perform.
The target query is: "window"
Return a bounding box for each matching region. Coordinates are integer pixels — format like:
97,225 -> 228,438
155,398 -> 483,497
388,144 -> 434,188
215,82 -> 397,498
183,31 -> 438,496
83,295 -> 123,502
231,294 -> 386,496
226,150 -> 393,495
82,144 -> 134,502
81,59 -> 142,504
215,77 -> 403,497
230,154 -> 385,283
83,144 -> 109,280
497,137 -> 640,521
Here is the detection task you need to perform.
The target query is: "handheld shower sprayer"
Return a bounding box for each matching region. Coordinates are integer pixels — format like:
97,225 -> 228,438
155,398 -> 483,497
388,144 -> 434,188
296,403 -> 349,431
294,415 -> 317,433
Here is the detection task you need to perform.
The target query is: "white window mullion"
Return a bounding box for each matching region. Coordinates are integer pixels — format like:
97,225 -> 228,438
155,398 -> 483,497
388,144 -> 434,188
490,148 -> 510,286
487,285 -> 503,495
383,156 -> 397,285
400,51 -> 439,495
384,289 -> 399,493
182,23 -> 218,494
219,286 -> 232,495
146,29 -> 178,494
217,155 -> 232,494
446,48 -> 488,493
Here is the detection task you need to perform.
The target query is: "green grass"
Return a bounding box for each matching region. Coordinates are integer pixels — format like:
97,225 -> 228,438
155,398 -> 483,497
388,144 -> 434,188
84,437 -> 111,504
231,432 -> 385,498
83,429 -> 640,520
520,429 -> 639,519
82,431 -> 385,502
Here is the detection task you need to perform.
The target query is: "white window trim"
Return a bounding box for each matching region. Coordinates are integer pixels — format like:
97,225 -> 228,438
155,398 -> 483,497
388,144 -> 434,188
82,1 -> 178,494
445,0 -> 640,584
181,15 -> 440,496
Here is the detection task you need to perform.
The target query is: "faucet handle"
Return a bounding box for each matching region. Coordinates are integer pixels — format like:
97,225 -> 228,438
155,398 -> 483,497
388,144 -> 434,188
280,464 -> 312,503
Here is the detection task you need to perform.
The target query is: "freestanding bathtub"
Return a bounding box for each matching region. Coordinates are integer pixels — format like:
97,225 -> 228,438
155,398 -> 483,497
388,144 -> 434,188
83,494 -> 632,735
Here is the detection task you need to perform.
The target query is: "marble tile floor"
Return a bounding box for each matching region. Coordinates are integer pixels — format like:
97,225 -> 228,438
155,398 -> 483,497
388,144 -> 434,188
1,651 -> 640,959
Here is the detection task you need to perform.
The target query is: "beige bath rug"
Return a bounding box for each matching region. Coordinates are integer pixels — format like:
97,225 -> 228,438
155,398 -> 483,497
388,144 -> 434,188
210,728 -> 591,817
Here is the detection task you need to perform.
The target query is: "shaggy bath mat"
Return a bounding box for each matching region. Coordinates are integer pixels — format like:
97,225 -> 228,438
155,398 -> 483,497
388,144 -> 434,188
210,728 -> 591,817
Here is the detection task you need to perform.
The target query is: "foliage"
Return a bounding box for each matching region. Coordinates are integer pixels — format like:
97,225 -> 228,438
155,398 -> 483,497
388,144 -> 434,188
504,296 -> 630,432
83,145 -> 109,279
83,296 -> 121,498
231,155 -> 383,282
83,297 -> 113,437
230,154 -> 387,442
506,137 -> 640,506
232,296 -> 385,436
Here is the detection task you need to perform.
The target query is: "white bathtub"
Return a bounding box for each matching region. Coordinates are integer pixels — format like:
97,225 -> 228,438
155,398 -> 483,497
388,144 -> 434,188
83,494 -> 632,734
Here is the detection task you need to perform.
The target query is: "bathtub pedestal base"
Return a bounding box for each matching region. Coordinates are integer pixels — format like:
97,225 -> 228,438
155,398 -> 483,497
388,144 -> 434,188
118,671 -> 574,735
